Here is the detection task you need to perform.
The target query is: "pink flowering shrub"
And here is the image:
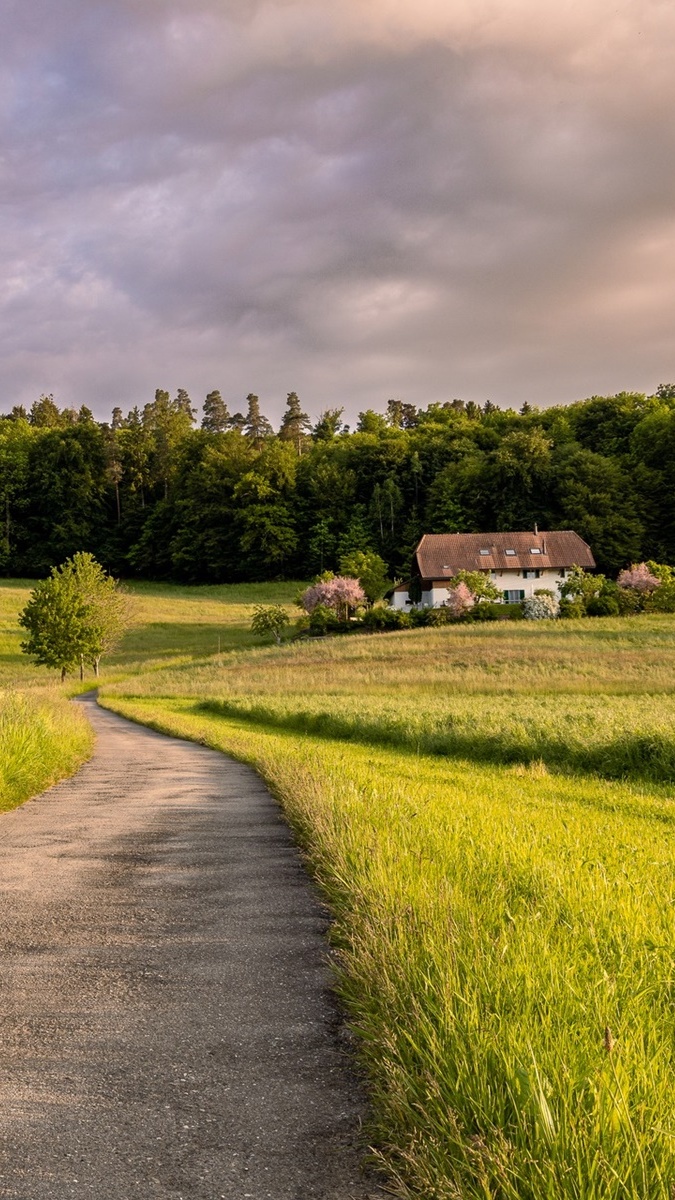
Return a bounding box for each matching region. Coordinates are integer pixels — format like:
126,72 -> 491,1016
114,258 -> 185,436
617,563 -> 661,594
444,581 -> 475,618
301,575 -> 366,620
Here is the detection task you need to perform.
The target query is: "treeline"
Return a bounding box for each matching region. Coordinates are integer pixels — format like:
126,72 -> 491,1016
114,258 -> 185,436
1,385 -> 675,581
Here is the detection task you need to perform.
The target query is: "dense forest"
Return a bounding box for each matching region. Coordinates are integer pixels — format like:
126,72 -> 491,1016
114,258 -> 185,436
1,385 -> 674,582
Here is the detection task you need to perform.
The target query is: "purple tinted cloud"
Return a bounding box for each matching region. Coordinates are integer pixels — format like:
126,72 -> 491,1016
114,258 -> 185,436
0,0 -> 674,422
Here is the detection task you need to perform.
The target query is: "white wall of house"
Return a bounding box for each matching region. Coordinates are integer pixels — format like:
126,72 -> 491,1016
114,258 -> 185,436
392,567 -> 569,609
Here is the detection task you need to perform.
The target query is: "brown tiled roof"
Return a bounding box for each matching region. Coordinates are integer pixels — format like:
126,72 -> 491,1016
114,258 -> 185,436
415,530 -> 595,578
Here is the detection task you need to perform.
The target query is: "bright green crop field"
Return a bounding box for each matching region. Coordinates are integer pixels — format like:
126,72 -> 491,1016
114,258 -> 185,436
100,614 -> 675,1199
5,578 -> 675,1197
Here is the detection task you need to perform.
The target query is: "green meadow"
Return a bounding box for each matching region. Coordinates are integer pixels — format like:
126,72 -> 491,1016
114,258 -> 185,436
0,578 -> 300,808
101,614 -> 675,1199
5,579 -> 675,1196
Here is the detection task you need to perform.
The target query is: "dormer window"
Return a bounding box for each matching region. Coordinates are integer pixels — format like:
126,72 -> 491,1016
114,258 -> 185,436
504,549 -> 516,556
530,547 -> 542,554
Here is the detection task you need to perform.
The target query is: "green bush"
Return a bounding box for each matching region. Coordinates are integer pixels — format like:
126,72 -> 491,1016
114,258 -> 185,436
645,582 -> 675,613
559,598 -> 585,619
409,607 -> 431,627
587,594 -> 621,617
425,606 -> 453,626
469,602 -> 524,622
308,603 -> 347,636
361,607 -> 412,632
616,587 -> 642,615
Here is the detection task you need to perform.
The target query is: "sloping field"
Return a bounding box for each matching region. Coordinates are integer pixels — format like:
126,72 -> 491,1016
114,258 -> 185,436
100,614 -> 675,1199
0,578 -> 300,806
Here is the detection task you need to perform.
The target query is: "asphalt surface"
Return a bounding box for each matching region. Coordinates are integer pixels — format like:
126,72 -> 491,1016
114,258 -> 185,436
0,693 -> 382,1199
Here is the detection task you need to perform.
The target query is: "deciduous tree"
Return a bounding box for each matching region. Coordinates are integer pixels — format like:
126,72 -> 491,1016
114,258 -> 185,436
19,553 -> 129,681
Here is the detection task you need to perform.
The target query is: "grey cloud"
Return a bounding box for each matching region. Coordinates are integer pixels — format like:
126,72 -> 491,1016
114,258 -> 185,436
0,1 -> 674,421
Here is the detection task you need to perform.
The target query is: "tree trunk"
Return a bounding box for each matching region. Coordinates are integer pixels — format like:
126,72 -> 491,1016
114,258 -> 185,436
61,666 -> 67,683
115,481 -> 121,525
93,658 -> 100,677
79,655 -> 84,681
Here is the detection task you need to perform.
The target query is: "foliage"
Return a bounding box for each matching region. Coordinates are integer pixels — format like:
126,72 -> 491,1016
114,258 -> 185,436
467,601 -> 525,622
360,606 -> 412,632
250,604 -> 290,644
447,569 -> 502,601
646,559 -> 675,584
586,591 -> 621,617
2,387 -> 675,583
307,602 -> 345,637
300,575 -> 366,621
338,549 -> 390,603
645,582 -> 675,613
559,565 -> 604,616
617,561 -> 661,593
444,580 -> 474,618
523,593 -> 559,619
19,553 -> 128,680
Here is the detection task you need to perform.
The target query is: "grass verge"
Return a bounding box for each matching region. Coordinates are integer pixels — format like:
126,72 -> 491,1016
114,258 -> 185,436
99,692 -> 675,1200
0,690 -> 95,811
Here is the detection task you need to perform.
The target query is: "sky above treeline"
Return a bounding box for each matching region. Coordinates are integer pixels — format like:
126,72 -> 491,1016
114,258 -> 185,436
2,0 -> 674,424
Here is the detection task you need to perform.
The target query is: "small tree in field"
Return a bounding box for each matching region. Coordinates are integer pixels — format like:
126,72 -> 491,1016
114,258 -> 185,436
301,575 -> 366,622
251,605 -> 290,645
69,552 -> 129,676
19,553 -> 129,681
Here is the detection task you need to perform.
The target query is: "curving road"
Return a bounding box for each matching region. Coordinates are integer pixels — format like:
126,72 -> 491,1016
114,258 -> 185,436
0,694 -> 381,1199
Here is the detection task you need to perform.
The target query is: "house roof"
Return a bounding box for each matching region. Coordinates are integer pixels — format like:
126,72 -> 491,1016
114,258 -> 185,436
415,530 -> 595,578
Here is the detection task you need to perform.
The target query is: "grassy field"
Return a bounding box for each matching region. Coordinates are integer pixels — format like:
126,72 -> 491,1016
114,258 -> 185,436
0,578 -> 301,688
6,577 -> 675,1197
0,577 -> 301,805
97,614 -> 675,1199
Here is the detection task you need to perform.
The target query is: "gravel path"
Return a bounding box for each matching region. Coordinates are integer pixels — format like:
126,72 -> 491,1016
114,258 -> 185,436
0,694 -> 382,1200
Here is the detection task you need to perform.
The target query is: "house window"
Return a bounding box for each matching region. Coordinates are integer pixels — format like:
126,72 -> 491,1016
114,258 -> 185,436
504,589 -> 525,602
530,548 -> 542,554
479,549 -> 490,556
504,549 -> 516,556
523,569 -> 541,579
559,568 -> 567,578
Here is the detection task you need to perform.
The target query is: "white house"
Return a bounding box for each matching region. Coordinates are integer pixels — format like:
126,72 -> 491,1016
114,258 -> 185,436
391,530 -> 595,609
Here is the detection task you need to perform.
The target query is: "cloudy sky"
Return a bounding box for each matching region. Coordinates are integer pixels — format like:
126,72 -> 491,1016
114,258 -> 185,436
1,0 -> 674,424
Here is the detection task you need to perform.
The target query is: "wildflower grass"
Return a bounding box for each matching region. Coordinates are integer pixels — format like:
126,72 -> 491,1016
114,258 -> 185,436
98,612 -> 675,1198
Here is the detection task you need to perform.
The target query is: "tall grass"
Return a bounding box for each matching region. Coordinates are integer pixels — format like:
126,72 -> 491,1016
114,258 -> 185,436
0,691 -> 94,811
99,695 -> 675,1199
195,691 -> 675,784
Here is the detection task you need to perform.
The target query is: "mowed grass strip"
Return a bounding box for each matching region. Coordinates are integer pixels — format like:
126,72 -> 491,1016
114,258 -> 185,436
0,690 -> 94,811
100,692 -> 675,1200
